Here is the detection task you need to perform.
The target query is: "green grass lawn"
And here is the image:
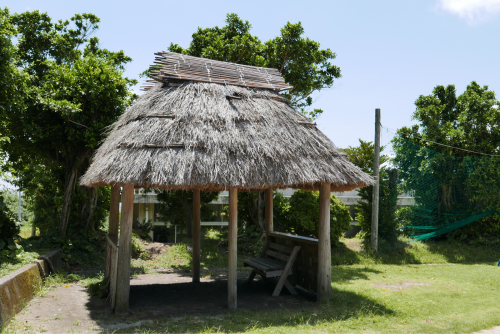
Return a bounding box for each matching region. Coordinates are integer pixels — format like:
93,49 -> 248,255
122,262 -> 499,334
124,232 -> 500,333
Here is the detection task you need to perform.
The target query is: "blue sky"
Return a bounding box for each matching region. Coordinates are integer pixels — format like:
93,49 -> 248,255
3,0 -> 500,151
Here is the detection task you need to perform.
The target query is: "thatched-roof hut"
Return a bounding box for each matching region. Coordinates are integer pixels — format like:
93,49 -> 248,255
81,51 -> 372,314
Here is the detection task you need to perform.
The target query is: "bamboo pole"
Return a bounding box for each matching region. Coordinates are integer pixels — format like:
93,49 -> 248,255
265,188 -> 273,242
228,187 -> 238,309
192,189 -> 201,283
371,108 -> 381,252
317,182 -> 331,302
115,184 -> 134,315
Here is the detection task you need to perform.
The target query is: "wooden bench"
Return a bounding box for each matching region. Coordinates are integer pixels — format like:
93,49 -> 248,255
243,241 -> 301,296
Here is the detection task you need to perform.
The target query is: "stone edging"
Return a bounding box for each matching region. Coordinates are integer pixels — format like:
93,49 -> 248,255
0,250 -> 62,329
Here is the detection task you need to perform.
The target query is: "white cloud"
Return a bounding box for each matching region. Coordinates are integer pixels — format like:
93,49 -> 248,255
437,0 -> 500,24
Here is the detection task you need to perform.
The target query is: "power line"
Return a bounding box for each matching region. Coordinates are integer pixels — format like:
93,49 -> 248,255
381,125 -> 500,157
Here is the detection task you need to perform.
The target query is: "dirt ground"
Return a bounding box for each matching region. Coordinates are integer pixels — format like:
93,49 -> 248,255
10,272 -> 316,333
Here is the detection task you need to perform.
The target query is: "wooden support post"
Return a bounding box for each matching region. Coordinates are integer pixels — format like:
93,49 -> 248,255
115,184 -> 134,315
228,187 -> 238,309
105,185 -> 121,278
109,185 -> 121,237
371,108 -> 381,252
265,188 -> 273,242
192,189 -> 201,283
317,182 -> 331,302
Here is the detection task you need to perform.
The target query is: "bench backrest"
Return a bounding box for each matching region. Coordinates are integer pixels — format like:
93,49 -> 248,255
262,242 -> 296,263
268,231 -> 319,293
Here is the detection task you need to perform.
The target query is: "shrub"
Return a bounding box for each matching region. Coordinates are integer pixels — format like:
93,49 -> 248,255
0,194 -> 23,262
282,190 -> 351,245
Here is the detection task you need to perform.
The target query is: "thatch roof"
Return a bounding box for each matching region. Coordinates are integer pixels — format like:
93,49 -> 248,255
81,53 -> 372,192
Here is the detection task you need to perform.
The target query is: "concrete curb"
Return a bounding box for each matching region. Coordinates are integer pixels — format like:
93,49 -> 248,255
0,249 -> 61,329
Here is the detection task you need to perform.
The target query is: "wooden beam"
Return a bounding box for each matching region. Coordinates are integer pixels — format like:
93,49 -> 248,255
265,188 -> 273,242
228,187 -> 238,309
108,185 -> 121,237
115,184 -> 134,315
192,189 -> 201,283
317,182 -> 331,302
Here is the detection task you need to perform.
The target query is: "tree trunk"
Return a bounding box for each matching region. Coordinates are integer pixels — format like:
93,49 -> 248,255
182,195 -> 193,238
81,186 -> 98,232
59,164 -> 78,239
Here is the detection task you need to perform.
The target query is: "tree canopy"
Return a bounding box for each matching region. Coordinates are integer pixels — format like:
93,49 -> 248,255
393,82 -> 500,243
0,9 -> 137,239
167,13 -> 341,119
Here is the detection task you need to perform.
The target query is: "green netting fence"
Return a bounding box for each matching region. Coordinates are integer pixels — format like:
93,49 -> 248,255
380,125 -> 500,250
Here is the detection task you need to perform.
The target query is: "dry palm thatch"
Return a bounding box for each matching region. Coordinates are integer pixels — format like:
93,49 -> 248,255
81,55 -> 372,192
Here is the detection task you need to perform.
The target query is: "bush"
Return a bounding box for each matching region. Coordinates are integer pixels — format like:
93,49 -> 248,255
281,190 -> 351,245
447,215 -> 500,245
0,194 -> 23,262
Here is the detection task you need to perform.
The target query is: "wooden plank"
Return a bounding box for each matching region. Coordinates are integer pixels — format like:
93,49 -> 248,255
284,280 -> 299,295
265,188 -> 273,242
268,242 -> 293,254
192,189 -> 201,283
272,246 -> 301,297
243,259 -> 271,272
265,249 -> 289,262
247,269 -> 257,283
115,184 -> 134,315
269,231 -> 318,245
317,182 -> 331,302
228,187 -> 238,309
250,257 -> 284,270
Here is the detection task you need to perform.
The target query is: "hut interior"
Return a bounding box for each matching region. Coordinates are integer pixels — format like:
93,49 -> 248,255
81,51 -> 372,315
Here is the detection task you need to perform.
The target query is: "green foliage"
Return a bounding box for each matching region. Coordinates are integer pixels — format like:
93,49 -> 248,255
167,13 -> 341,119
133,219 -> 154,241
394,82 -> 500,243
89,275 -> 109,299
343,140 -> 400,244
278,190 -> 351,245
0,10 -> 137,240
0,194 -> 23,262
0,188 -> 33,224
155,190 -> 219,237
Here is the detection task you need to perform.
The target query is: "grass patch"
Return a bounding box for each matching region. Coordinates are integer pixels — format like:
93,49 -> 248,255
119,263 -> 500,333
0,251 -> 43,277
333,236 -> 500,266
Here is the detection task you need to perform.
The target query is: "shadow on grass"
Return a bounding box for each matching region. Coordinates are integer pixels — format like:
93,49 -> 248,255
333,239 -> 423,265
423,239 -> 500,264
85,274 -> 393,332
332,265 -> 381,283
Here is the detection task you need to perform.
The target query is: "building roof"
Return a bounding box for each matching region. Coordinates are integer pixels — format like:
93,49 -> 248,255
80,52 -> 372,191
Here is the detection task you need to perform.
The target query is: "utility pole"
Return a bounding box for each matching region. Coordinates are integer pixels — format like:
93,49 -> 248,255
371,108 -> 381,252
18,190 -> 22,222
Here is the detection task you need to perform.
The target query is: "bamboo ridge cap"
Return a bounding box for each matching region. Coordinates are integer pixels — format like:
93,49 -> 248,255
144,51 -> 294,91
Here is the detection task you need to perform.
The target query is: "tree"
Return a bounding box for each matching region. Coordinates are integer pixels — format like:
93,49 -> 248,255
168,13 -> 341,119
155,190 -> 219,237
343,140 -> 399,244
277,190 -> 351,245
0,10 -> 137,239
393,82 -> 500,242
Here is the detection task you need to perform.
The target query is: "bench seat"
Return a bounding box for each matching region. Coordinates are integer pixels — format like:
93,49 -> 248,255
244,242 -> 300,296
